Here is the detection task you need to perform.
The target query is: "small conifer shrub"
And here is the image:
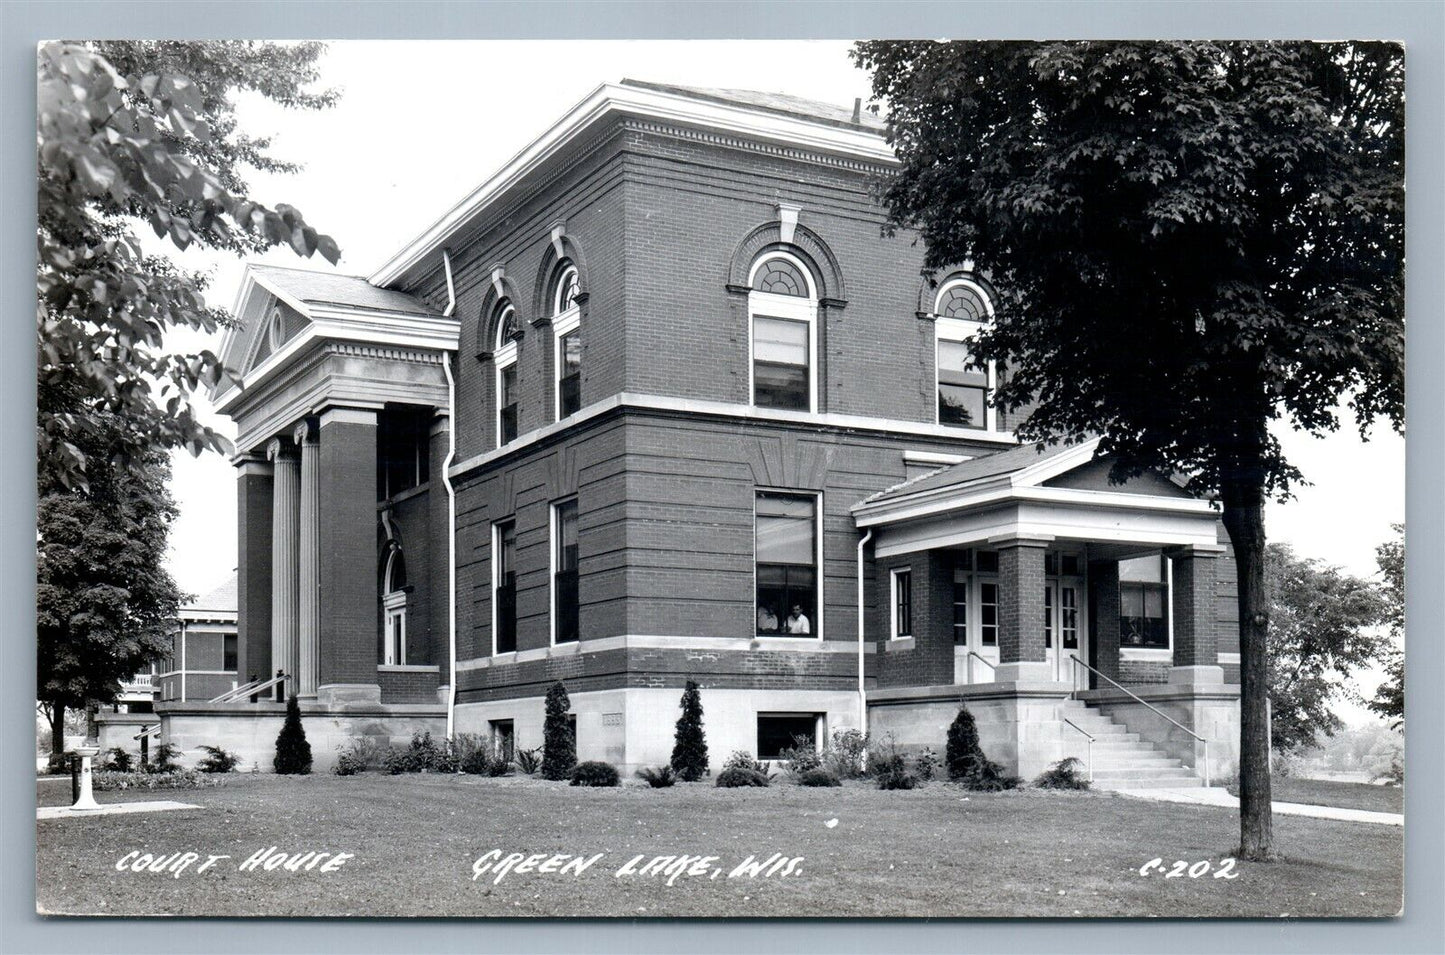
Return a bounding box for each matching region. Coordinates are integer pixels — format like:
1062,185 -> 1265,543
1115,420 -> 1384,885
273,695 -> 313,775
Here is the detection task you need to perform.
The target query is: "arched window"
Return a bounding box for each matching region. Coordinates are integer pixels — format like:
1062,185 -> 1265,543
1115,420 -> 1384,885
748,251 -> 818,412
934,276 -> 997,431
493,301 -> 520,445
551,263 -> 583,420
382,546 -> 408,666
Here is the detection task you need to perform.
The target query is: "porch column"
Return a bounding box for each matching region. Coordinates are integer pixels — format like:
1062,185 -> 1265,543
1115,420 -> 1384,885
1167,546 -> 1224,686
316,406 -> 381,703
267,437 -> 301,695
428,412 -> 452,701
995,537 -> 1051,682
1089,558 -> 1122,684
295,420 -> 320,699
235,454 -> 273,687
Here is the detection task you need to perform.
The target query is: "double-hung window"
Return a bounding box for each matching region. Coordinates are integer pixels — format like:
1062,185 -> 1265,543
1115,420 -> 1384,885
1119,553 -> 1170,649
755,491 -> 818,637
493,521 -> 517,654
493,302 -> 520,445
552,265 -> 582,420
552,499 -> 579,644
891,568 -> 913,640
749,253 -> 818,412
935,277 -> 996,431
382,546 -> 407,665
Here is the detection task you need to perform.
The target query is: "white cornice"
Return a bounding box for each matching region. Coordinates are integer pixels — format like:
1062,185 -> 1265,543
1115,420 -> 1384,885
369,82 -> 895,288
855,482 -> 1217,530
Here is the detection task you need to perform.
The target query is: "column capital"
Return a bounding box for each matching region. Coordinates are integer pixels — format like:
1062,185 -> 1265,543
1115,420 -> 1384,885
987,535 -> 1053,550
429,412 -> 451,438
265,437 -> 297,462
319,406 -> 379,428
234,454 -> 272,477
1166,543 -> 1227,559
293,419 -> 318,446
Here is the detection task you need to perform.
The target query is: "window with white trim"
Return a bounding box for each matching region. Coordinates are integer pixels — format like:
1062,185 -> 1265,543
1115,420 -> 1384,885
891,568 -> 913,640
552,264 -> 582,420
493,521 -> 517,654
382,546 -> 407,665
493,302 -> 520,445
749,252 -> 818,412
552,498 -> 579,644
755,490 -> 819,637
1119,553 -> 1170,650
934,277 -> 997,431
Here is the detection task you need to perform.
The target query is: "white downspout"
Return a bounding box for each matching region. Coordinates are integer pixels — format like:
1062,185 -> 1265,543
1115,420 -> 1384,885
857,529 -> 873,739
441,250 -> 459,738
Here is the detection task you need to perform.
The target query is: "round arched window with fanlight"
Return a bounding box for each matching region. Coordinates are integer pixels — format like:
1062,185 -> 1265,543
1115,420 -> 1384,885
381,545 -> 408,666
934,275 -> 996,431
747,251 -> 819,413
492,300 -> 520,446
552,263 -> 583,420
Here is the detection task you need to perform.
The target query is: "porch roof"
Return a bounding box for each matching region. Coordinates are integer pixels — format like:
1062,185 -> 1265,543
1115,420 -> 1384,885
853,438 -> 1223,558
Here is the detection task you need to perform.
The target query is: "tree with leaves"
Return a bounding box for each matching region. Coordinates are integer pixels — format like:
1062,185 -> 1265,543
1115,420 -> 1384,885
1265,543 -> 1388,753
1367,524 -> 1404,729
273,695 -> 312,774
36,418 -> 182,771
37,40 -> 340,491
540,681 -> 576,781
670,680 -> 709,781
854,40 -> 1403,860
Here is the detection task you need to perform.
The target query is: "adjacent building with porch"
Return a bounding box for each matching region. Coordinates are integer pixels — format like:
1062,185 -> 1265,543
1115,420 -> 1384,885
156,79 -> 1241,784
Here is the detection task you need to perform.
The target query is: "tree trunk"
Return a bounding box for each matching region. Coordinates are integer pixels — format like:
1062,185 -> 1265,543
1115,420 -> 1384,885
1221,479 -> 1274,861
47,699 -> 67,775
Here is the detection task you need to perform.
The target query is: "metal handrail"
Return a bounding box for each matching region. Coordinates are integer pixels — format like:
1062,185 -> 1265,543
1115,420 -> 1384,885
1061,717 -> 1095,782
210,671 -> 288,704
1069,656 -> 1210,787
965,651 -> 995,684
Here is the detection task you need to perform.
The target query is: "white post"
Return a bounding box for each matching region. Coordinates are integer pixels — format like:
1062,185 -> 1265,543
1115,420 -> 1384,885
69,745 -> 102,811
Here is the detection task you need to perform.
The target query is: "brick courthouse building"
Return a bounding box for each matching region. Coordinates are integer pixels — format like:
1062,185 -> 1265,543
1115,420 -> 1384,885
158,81 -> 1242,785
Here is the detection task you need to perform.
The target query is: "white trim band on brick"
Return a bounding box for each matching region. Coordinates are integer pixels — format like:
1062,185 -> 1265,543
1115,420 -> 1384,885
1217,652 -> 1241,665
378,664 -> 442,673
455,633 -> 878,672
1118,648 -> 1174,663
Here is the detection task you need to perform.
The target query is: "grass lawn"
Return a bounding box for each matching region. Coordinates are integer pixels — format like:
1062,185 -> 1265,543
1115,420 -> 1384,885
1241,776 -> 1404,815
37,773 -> 1401,918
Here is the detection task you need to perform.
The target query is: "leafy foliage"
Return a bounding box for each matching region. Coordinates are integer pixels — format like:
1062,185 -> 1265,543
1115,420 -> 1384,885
149,742 -> 181,773
103,747 -> 134,772
853,39 -> 1403,860
1035,757 -> 1092,790
722,750 -> 768,774
513,746 -> 543,775
1367,524 -> 1404,728
670,680 -> 710,781
779,734 -> 822,777
540,681 -> 576,781
197,744 -> 240,774
869,736 -> 922,790
945,706 -> 983,780
570,761 -> 621,787
273,695 -> 312,774
797,768 -> 841,787
822,729 -> 870,779
635,765 -> 677,788
93,769 -> 225,792
715,767 -> 771,788
36,41 -> 340,491
36,425 -> 180,769
1266,542 -> 1389,752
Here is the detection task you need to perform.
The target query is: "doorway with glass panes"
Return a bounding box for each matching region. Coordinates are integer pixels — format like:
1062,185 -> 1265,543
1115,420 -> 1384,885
951,547 -> 1088,684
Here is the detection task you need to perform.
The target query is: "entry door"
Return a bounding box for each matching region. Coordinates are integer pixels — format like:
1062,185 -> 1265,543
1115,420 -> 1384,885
1045,580 -> 1086,684
953,574 -> 1000,684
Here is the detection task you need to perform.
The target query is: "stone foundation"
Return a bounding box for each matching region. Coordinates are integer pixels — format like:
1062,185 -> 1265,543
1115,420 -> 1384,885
94,712 -> 161,757
154,700 -> 445,773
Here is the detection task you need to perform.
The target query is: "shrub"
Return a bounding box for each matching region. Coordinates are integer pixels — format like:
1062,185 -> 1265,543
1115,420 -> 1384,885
541,681 -> 576,781
780,734 -> 822,778
1035,756 -> 1091,790
716,767 -> 770,788
408,731 -> 444,772
459,749 -> 492,775
914,747 -> 940,781
273,695 -> 312,775
103,747 -> 134,772
869,736 -> 919,790
636,765 -> 677,788
670,680 -> 710,781
945,705 -> 983,781
384,749 -> 410,775
147,742 -> 181,774
876,768 -> 920,790
484,753 -> 511,777
797,768 -> 841,787
571,760 -> 620,787
93,769 -> 224,792
334,751 -> 367,776
197,745 -> 240,774
722,750 -> 767,774
514,746 -> 542,775
823,729 -> 869,778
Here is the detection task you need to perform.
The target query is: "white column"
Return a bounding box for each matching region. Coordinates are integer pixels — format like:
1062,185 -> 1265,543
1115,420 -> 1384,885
268,437 -> 300,696
295,421 -> 321,699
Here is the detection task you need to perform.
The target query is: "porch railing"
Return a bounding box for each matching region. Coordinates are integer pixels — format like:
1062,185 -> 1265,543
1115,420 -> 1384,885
1070,656 -> 1209,787
964,651 -> 995,685
1061,718 -> 1095,782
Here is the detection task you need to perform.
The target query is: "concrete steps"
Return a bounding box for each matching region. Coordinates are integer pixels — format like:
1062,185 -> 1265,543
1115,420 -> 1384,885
1057,700 -> 1204,790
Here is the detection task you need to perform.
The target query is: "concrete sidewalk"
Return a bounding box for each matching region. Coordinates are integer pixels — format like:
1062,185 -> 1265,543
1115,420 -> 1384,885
38,800 -> 200,821
1115,786 -> 1403,826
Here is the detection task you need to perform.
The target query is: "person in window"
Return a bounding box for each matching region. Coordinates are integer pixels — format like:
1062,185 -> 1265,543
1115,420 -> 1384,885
757,604 -> 779,633
785,604 -> 811,635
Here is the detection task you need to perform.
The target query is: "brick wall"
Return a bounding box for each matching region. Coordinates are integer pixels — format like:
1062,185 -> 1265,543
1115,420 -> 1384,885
318,415 -> 379,688
872,551 -> 954,688
997,540 -> 1047,664
236,464 -> 273,684
379,668 -> 442,704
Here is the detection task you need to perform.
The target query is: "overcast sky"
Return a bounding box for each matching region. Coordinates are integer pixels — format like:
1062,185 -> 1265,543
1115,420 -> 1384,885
160,40 -> 1404,719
